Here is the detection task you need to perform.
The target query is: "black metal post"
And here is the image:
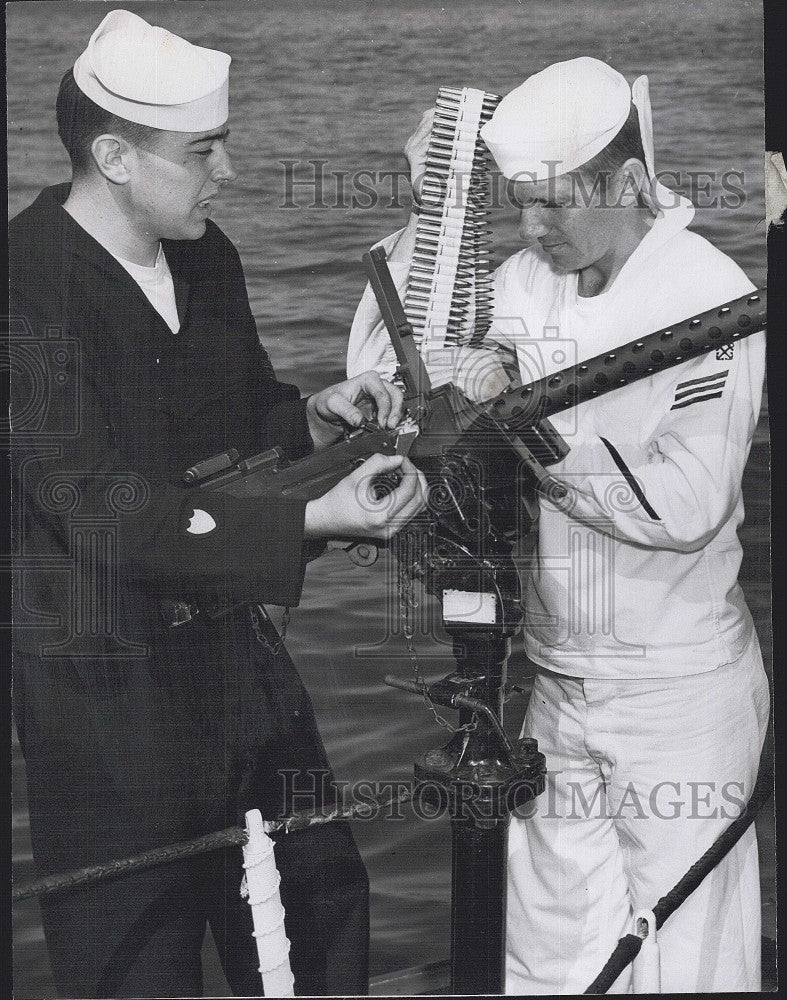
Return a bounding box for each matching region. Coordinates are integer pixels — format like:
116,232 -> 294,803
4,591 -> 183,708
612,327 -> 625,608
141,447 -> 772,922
448,630 -> 510,994
450,815 -> 510,993
403,627 -> 545,995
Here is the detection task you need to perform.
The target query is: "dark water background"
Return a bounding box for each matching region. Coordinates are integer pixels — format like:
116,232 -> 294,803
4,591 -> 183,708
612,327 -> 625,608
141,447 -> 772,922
8,1 -> 772,994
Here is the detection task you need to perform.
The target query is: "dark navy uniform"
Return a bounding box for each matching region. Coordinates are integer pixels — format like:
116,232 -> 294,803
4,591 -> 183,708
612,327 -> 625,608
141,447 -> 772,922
10,184 -> 369,997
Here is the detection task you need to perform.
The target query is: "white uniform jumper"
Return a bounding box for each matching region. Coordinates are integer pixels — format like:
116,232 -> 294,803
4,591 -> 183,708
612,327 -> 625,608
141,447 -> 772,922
347,191 -> 768,992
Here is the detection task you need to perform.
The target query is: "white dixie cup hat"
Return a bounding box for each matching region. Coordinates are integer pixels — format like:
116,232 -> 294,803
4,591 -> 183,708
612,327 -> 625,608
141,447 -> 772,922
73,8 -> 231,132
480,56 -> 680,213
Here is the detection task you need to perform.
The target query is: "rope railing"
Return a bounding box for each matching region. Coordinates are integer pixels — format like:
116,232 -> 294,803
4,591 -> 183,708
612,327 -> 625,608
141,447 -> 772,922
584,763 -> 774,994
12,788 -> 414,903
14,765 -> 773,996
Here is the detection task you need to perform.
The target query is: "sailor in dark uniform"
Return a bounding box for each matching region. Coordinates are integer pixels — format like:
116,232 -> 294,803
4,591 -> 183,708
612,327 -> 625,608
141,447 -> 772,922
9,9 -> 426,997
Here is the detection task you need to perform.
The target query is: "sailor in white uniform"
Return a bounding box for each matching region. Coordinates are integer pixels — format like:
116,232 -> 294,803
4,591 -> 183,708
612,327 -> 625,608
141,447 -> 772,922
347,57 -> 768,993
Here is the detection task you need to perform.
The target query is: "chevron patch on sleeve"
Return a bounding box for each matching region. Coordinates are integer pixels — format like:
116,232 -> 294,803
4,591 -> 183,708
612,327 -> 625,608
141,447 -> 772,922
670,369 -> 729,411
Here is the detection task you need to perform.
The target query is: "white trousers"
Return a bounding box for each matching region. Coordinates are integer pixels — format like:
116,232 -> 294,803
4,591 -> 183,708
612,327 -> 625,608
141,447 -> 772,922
505,630 -> 769,994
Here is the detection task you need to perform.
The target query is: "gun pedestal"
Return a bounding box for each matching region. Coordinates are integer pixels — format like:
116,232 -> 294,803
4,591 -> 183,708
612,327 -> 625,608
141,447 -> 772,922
387,627 -> 546,994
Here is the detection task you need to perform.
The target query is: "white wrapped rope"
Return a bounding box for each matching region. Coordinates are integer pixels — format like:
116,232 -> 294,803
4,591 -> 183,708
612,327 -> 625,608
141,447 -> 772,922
632,909 -> 661,994
241,809 -> 295,997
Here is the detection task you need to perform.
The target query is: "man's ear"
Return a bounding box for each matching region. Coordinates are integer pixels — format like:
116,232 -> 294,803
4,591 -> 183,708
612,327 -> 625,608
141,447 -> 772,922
90,134 -> 135,184
613,157 -> 648,208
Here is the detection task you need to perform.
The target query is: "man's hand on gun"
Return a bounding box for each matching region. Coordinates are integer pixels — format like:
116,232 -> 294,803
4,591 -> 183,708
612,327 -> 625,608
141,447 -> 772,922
306,371 -> 404,449
304,452 -> 427,541
304,370 -> 427,540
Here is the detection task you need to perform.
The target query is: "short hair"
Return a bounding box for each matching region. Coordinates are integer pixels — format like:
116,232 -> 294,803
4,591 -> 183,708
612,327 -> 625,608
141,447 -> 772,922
577,104 -> 647,177
56,68 -> 160,173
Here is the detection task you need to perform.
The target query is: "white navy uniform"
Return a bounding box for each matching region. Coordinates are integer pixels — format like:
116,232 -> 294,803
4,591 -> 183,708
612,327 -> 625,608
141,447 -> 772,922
347,190 -> 768,991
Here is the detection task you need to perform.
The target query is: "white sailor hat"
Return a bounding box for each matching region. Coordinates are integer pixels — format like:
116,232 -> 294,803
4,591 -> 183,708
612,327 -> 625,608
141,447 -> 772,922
481,58 -> 629,181
73,9 -> 231,132
481,56 -> 679,214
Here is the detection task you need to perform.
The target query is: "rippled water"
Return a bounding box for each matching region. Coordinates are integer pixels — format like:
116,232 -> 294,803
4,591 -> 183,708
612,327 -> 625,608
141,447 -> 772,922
8,1 -> 772,994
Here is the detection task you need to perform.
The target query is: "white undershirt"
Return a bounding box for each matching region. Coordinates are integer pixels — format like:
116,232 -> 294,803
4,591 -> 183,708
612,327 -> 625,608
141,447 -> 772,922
113,244 -> 181,334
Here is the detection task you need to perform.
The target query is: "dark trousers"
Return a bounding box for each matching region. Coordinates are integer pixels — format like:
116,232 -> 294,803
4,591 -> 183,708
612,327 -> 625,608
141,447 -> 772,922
15,605 -> 369,997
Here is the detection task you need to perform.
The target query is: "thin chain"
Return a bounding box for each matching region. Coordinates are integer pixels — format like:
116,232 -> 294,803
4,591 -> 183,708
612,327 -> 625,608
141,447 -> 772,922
249,603 -> 290,656
396,531 -> 477,736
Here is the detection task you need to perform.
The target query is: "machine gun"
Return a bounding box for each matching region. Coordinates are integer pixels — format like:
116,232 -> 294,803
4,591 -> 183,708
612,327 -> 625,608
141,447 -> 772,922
184,248 -> 765,551
183,249 -> 766,663
185,250 -> 766,993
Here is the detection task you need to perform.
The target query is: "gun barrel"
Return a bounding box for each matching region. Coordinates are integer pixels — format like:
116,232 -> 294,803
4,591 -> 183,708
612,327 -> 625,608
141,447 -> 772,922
484,289 -> 766,428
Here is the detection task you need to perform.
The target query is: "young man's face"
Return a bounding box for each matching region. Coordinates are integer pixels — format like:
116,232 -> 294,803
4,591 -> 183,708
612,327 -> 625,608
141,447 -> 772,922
511,172 -> 625,274
127,125 -> 237,241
